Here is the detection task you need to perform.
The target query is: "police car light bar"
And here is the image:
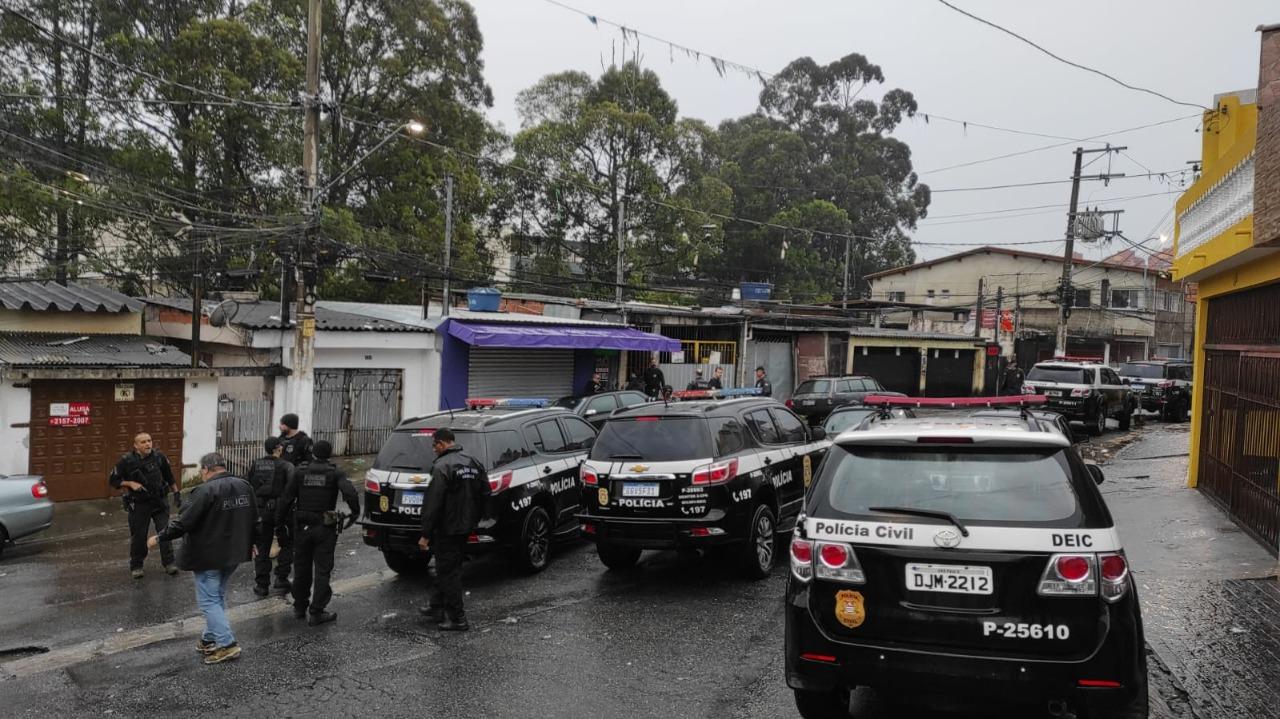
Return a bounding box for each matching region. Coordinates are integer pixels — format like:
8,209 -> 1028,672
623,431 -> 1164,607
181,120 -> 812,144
465,397 -> 550,409
716,387 -> 763,398
861,394 -> 1048,409
672,388 -> 763,401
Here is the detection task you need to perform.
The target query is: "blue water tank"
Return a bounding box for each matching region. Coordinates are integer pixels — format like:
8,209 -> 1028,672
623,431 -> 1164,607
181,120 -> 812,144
740,282 -> 773,301
467,287 -> 502,312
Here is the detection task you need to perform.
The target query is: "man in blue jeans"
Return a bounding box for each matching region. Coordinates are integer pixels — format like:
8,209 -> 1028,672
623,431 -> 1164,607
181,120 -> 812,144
150,452 -> 258,664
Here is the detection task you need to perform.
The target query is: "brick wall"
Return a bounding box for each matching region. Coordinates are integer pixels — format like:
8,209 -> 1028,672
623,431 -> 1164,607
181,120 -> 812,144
1258,26 -> 1280,245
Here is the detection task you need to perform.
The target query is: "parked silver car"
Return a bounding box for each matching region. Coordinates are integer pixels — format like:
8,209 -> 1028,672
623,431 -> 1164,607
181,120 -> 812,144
0,474 -> 53,558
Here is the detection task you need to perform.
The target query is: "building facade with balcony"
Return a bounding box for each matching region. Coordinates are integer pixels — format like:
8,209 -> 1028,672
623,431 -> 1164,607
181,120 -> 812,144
1172,36 -> 1280,555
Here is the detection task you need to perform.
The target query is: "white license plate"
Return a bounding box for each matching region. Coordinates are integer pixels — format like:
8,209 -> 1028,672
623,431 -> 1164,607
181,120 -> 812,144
1045,390 -> 1063,397
622,482 -> 660,497
906,563 -> 993,595
802,400 -> 815,406
400,492 -> 424,506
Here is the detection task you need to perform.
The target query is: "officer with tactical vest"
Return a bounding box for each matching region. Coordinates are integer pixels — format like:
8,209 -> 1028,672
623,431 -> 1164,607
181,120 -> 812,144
249,437 -> 295,597
276,439 -> 359,626
278,413 -> 314,466
109,432 -> 180,579
417,428 -> 490,631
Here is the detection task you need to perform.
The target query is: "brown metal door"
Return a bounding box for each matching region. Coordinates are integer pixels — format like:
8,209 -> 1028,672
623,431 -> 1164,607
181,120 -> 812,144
29,379 -> 186,502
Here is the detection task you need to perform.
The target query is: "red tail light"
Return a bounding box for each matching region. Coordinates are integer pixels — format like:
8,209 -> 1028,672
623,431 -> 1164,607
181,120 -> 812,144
1099,552 -> 1130,602
818,542 -> 849,568
489,471 -> 513,494
813,541 -> 865,583
692,458 -> 737,485
581,466 -> 598,486
1078,679 -> 1122,688
789,538 -> 813,582
635,416 -> 660,422
31,480 -> 48,499
1038,553 -> 1097,597
1056,555 -> 1091,582
799,653 -> 838,664
364,476 -> 381,493
785,399 -> 794,408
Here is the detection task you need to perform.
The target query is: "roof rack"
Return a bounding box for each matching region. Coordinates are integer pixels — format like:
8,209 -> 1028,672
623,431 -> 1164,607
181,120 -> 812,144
862,394 -> 1048,419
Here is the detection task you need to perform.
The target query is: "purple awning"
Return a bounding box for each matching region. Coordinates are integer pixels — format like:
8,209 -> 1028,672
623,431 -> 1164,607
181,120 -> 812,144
445,320 -> 680,352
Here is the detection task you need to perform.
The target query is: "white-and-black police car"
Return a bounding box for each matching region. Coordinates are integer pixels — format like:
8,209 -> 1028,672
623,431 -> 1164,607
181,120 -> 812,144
359,398 -> 594,575
577,388 -> 830,579
786,395 -> 1147,719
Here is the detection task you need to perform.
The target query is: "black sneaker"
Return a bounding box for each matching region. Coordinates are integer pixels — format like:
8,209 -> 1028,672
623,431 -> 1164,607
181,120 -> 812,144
418,606 -> 444,622
253,585 -> 269,598
437,617 -> 470,632
307,611 -> 337,626
293,606 -> 308,620
271,578 -> 292,592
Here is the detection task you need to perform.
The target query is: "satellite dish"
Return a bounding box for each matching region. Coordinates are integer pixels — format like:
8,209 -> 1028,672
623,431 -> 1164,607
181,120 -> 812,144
209,299 -> 240,327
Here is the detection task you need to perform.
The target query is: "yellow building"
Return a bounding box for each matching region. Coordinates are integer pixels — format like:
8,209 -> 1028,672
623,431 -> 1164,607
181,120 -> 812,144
1171,86 -> 1280,554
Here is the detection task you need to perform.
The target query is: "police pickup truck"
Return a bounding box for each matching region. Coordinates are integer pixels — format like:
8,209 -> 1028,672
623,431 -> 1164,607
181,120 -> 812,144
577,388 -> 829,579
359,398 -> 595,575
1022,359 -> 1136,436
786,395 -> 1146,719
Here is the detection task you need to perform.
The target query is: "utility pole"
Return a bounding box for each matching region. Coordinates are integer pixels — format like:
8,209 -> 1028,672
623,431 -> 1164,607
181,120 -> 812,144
1055,145 -> 1126,356
841,235 -> 851,310
994,286 -> 1003,344
614,198 -> 626,306
288,0 -> 322,424
442,174 -> 454,317
191,231 -> 202,369
973,277 -> 984,339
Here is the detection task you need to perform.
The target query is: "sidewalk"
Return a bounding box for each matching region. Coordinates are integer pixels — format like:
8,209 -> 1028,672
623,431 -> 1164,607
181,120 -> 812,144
1101,424 -> 1280,719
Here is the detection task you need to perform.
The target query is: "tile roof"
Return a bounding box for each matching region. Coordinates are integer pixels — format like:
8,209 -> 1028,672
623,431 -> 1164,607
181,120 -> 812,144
144,297 -> 429,332
0,281 -> 141,313
0,333 -> 193,367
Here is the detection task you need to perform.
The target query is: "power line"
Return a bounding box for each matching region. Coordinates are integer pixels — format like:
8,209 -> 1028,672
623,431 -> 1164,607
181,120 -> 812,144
919,190 -> 1176,223
931,170 -> 1191,193
934,0 -> 1208,111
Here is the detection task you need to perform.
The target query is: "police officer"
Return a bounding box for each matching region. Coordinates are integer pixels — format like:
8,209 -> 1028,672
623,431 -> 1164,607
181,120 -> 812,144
643,358 -> 665,399
686,368 -> 711,391
707,367 -> 725,390
110,432 -> 179,579
581,371 -> 604,396
249,437 -> 294,597
417,428 -> 490,632
1001,360 -> 1025,395
754,366 -> 773,397
278,413 -> 314,466
276,440 -> 358,626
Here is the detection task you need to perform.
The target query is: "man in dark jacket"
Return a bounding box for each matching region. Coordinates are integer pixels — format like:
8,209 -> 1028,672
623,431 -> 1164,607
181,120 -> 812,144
276,439 -> 359,626
278,413 -> 314,466
149,452 -> 256,665
248,437 -> 295,597
581,371 -> 604,396
754,367 -> 773,397
110,432 -> 179,579
642,358 -> 665,399
686,368 -> 711,391
707,367 -> 725,390
417,428 -> 490,631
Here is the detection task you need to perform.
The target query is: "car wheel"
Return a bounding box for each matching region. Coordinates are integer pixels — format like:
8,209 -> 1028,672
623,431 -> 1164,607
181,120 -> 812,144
740,504 -> 777,580
382,549 -> 427,575
510,506 -> 552,574
0,525 -> 8,559
1088,406 -> 1106,436
793,687 -> 850,719
597,542 -> 641,571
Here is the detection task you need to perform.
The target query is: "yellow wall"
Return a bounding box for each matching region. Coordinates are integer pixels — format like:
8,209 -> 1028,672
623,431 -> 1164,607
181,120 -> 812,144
0,308 -> 141,335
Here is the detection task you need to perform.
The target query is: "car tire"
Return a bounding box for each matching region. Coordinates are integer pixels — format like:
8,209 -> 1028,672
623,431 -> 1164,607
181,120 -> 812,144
0,525 -> 8,559
740,504 -> 777,580
382,550 -> 427,575
1088,406 -> 1106,437
793,687 -> 849,719
510,506 -> 552,574
597,542 -> 641,571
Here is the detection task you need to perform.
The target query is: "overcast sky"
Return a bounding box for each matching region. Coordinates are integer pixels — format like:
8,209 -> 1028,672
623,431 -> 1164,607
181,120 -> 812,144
468,0 -> 1271,267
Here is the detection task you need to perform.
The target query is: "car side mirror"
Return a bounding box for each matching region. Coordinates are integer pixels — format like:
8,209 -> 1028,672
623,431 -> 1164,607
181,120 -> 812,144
585,409 -> 599,417
1085,463 -> 1104,485
810,427 -> 827,441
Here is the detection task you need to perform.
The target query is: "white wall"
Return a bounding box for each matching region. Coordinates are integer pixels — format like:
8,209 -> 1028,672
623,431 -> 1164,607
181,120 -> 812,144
0,381 -> 32,475
182,378 -> 219,483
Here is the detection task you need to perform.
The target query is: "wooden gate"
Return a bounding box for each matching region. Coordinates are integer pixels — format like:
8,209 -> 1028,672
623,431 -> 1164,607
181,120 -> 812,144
312,369 -> 403,457
1199,282 -> 1280,554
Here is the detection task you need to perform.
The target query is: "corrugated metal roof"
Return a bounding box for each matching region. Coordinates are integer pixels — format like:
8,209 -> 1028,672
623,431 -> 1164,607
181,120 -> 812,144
0,282 -> 141,313
437,309 -> 622,328
145,297 -> 429,333
849,327 -> 983,343
0,333 -> 193,367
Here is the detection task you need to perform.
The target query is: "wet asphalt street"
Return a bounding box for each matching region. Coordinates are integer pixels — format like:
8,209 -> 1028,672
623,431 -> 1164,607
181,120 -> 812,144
1,421 -> 1276,719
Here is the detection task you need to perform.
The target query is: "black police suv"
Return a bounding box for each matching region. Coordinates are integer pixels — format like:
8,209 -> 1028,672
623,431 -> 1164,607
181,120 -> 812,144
553,390 -> 652,430
786,408 -> 1146,719
787,375 -> 903,425
1117,360 -> 1193,422
1023,360 -> 1135,436
359,404 -> 595,574
577,397 -> 829,579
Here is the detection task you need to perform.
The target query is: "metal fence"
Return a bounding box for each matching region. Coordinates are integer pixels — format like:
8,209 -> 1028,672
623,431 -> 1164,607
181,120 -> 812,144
313,369 -> 403,456
216,398 -> 273,476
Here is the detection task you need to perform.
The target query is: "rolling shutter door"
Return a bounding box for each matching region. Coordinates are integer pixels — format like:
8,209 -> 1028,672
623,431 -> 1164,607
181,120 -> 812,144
468,348 -> 574,398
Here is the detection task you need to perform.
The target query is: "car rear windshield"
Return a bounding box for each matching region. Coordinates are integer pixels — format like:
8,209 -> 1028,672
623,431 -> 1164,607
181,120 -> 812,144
1027,366 -> 1092,384
1118,363 -> 1165,379
374,429 -> 488,473
818,447 -> 1081,524
795,380 -> 830,395
824,408 -> 876,434
590,417 -> 713,462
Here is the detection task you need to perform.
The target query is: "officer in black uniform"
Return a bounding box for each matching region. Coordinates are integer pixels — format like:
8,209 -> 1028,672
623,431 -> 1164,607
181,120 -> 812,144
708,367 -> 725,390
249,437 -> 295,597
276,439 -> 358,625
109,432 -> 179,579
686,368 -> 711,391
417,428 -> 490,631
278,413 -> 313,466
581,371 -> 604,396
643,358 -> 666,399
754,366 -> 773,397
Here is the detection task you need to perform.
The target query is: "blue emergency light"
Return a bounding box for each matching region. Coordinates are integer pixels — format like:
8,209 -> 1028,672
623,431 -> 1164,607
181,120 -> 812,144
715,387 -> 763,398
465,397 -> 550,409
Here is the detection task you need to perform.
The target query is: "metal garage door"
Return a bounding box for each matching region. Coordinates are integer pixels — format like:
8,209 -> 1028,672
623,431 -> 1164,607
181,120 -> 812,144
29,379 -> 185,501
467,348 -> 574,399
744,335 -> 794,401
852,347 -> 920,396
925,349 -> 976,397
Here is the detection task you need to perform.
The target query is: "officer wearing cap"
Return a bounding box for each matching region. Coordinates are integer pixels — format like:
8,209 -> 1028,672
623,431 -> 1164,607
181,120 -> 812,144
248,437 -> 295,597
276,440 -> 359,626
417,428 -> 490,631
278,413 -> 314,466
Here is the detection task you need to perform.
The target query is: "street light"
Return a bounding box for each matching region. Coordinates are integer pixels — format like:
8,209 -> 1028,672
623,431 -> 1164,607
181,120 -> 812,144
314,120 -> 426,207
